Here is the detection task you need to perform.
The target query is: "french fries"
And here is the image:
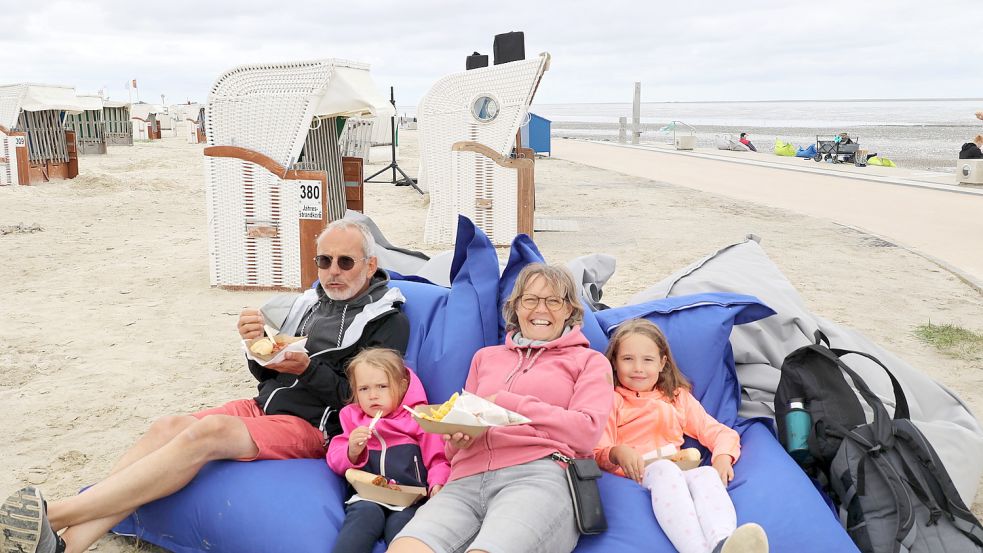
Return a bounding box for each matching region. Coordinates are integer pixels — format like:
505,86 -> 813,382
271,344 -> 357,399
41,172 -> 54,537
417,392 -> 459,421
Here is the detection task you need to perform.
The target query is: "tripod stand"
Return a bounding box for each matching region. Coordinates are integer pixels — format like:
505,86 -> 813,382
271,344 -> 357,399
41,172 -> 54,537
365,86 -> 423,194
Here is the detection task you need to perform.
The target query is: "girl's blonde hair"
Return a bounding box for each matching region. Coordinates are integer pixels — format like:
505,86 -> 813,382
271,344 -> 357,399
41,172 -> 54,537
344,348 -> 409,404
502,263 -> 584,333
605,319 -> 691,401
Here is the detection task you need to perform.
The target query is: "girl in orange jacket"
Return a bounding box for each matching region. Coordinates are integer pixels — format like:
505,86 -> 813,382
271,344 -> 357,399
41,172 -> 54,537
594,319 -> 768,553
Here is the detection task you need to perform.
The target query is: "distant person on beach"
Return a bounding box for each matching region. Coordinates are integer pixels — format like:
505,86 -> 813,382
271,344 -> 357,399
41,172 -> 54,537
976,111 -> 983,121
0,219 -> 410,553
389,263 -> 613,553
739,132 -> 757,152
959,135 -> 983,160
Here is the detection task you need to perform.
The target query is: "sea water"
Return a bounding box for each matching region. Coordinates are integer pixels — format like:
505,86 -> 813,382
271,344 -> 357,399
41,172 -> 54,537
531,99 -> 983,173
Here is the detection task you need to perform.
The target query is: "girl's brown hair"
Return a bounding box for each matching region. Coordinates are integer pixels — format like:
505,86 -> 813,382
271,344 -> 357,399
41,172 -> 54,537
604,319 -> 691,401
502,263 -> 584,333
344,348 -> 409,404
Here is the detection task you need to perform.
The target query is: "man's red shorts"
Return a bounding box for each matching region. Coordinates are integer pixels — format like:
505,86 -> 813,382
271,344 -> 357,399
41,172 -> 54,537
192,399 -> 326,461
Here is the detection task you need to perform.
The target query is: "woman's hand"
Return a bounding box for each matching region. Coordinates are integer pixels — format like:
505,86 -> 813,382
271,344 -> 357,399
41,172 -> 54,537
348,426 -> 371,463
442,432 -> 474,450
610,445 -> 645,483
712,454 -> 735,486
429,484 -> 443,497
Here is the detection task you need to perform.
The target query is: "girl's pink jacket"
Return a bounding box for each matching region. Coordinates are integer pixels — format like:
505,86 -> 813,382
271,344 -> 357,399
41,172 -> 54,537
446,325 -> 614,482
327,367 -> 450,489
593,385 -> 741,477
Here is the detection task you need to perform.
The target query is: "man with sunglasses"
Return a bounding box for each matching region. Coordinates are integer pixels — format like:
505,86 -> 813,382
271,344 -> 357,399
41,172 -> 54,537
1,219 -> 409,553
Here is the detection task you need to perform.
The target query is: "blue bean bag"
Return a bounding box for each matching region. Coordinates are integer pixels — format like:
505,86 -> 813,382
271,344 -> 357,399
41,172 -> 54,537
111,222 -> 858,553
796,144 -> 817,158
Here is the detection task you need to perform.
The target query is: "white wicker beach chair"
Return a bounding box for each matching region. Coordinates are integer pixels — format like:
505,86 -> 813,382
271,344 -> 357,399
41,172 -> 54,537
203,58 -> 392,290
418,53 -> 550,245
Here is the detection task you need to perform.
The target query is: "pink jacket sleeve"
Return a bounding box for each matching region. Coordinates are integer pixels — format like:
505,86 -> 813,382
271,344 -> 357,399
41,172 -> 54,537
417,425 -> 451,487
679,390 -> 741,465
495,352 -> 614,458
326,405 -> 368,475
593,392 -> 623,473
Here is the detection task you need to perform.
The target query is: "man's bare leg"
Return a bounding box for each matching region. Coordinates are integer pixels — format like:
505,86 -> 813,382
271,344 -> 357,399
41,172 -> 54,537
35,415 -> 199,553
45,415 -> 258,553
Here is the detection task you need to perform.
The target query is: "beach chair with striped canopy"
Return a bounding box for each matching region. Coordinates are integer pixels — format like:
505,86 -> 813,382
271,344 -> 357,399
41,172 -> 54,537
0,83 -> 84,185
203,59 -> 393,290
418,53 -> 550,245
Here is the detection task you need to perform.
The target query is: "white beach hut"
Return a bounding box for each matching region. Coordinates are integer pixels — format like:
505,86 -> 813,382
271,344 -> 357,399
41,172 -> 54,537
418,53 -> 550,245
130,102 -> 161,140
64,94 -> 108,155
170,103 -> 206,144
203,58 -> 393,290
103,101 -> 133,146
0,83 -> 84,185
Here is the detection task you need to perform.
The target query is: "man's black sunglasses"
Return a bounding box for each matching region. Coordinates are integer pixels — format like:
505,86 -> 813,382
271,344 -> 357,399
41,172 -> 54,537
313,255 -> 367,271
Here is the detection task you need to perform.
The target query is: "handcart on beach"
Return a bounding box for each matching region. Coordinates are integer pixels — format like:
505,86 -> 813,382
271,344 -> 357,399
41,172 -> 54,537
814,134 -> 860,164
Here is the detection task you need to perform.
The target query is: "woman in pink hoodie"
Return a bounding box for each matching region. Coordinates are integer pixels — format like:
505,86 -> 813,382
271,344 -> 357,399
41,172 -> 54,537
389,264 -> 613,553
327,348 -> 450,553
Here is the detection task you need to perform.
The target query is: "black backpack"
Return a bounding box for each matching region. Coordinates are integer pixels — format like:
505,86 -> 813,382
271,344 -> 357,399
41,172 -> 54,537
776,331 -> 983,552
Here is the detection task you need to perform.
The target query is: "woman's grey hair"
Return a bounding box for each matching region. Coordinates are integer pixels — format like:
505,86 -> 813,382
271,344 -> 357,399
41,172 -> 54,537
502,263 -> 584,332
318,219 -> 376,258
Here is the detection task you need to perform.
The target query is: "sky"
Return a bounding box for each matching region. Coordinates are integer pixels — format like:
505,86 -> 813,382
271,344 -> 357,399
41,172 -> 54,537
4,0 -> 983,109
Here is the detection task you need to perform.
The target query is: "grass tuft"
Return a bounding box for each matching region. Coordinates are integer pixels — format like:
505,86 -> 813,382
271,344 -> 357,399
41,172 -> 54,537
914,322 -> 983,361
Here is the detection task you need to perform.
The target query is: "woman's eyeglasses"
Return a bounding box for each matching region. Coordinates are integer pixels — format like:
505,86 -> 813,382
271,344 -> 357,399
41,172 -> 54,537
313,255 -> 367,271
519,294 -> 566,311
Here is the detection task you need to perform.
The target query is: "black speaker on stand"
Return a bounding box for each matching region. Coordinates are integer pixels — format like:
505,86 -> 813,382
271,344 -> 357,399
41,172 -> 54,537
365,86 -> 422,194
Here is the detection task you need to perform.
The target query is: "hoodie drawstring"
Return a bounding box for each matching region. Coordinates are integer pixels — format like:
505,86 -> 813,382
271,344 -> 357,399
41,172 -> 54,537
505,347 -> 545,384
336,303 -> 348,347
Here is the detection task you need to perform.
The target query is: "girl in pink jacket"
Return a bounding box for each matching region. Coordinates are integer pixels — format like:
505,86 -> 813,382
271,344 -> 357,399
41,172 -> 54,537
326,348 -> 449,553
389,264 -> 613,553
595,319 -> 768,553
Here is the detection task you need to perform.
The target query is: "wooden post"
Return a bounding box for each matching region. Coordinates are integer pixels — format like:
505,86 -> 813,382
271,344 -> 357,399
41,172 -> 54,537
516,147 -> 535,238
619,117 -> 627,144
632,82 -> 641,145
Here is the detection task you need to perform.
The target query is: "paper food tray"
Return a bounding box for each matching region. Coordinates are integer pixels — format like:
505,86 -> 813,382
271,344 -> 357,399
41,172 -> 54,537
345,469 -> 426,507
642,446 -> 702,471
242,335 -> 307,366
410,392 -> 531,438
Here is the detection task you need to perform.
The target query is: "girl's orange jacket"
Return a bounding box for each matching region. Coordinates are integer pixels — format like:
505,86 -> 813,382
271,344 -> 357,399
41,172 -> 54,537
593,385 -> 741,476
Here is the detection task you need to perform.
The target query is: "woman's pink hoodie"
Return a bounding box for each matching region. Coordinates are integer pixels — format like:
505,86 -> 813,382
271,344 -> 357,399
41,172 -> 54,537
446,325 -> 613,481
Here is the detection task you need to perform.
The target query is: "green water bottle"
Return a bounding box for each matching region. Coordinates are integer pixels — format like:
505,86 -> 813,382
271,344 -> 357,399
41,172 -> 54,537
785,398 -> 812,464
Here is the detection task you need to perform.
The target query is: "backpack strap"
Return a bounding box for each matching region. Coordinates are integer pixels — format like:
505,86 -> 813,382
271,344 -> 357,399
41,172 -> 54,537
829,347 -> 910,421
893,422 -> 983,546
805,344 -> 895,446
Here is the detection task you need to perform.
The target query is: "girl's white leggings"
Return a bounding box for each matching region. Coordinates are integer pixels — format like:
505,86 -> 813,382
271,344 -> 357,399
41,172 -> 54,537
642,459 -> 737,553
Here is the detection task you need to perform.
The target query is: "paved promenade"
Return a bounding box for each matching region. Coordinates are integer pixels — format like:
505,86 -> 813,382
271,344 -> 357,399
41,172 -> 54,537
553,139 -> 983,288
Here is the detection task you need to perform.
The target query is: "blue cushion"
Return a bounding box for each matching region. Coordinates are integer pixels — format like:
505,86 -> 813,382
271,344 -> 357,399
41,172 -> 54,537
594,293 -> 775,427
111,223 -> 855,553
390,216 -> 501,402
574,421 -> 858,552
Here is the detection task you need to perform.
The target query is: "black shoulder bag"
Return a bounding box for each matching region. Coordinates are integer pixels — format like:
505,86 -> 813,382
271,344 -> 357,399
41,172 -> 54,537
551,452 -> 607,535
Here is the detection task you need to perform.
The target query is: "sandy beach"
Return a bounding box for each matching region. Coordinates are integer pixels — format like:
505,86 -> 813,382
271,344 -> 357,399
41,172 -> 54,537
1,131 -> 981,551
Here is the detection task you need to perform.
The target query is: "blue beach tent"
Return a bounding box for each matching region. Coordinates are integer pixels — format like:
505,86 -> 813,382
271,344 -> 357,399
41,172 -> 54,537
111,217 -> 858,553
519,112 -> 551,156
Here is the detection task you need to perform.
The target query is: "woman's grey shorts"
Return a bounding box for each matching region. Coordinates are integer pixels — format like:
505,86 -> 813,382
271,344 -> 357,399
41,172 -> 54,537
394,458 -> 579,553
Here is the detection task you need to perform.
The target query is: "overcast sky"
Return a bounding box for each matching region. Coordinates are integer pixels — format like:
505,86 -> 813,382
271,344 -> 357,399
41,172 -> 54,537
4,0 -> 982,108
